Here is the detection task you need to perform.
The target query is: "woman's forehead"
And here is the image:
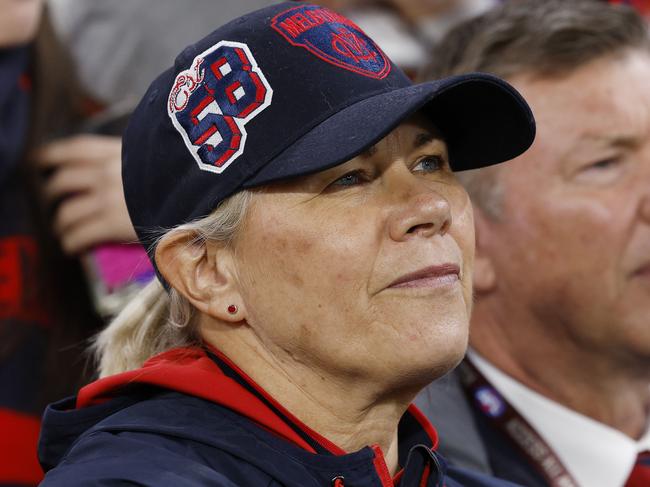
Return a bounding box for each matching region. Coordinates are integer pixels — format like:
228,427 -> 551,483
361,116 -> 445,158
257,116 -> 446,194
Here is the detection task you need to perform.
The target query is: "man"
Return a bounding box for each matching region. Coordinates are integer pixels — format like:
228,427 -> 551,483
415,1 -> 650,487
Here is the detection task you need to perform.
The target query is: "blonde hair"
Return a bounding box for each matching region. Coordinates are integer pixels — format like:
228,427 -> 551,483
93,190 -> 253,377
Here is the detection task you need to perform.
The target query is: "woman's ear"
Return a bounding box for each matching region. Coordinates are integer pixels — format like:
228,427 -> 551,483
472,208 -> 497,295
155,232 -> 246,322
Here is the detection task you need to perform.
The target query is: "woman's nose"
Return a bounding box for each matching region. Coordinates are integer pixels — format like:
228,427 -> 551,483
641,191 -> 650,223
387,186 -> 452,242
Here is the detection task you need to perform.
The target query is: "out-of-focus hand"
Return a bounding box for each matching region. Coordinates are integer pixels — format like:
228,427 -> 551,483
34,134 -> 137,255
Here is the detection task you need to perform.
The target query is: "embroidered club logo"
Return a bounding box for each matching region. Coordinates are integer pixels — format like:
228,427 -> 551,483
168,40 -> 272,173
271,5 -> 390,80
475,386 -> 506,419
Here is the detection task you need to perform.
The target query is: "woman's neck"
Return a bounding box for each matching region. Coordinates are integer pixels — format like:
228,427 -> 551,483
204,327 -> 416,475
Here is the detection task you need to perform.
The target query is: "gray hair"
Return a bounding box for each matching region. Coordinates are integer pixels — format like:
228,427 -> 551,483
93,190 -> 253,377
422,0 -> 649,218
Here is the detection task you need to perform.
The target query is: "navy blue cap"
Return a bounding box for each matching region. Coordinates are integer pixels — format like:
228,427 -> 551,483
123,2 -> 535,255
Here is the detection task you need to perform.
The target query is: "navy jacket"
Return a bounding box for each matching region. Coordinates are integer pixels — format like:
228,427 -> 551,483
39,347 -> 522,486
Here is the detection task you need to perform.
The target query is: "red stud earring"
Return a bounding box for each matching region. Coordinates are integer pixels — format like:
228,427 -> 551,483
227,304 -> 238,315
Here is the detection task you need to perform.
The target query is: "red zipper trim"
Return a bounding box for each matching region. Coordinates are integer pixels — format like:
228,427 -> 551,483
393,469 -> 404,484
407,404 -> 439,450
418,462 -> 431,487
207,345 -> 346,455
371,444 -> 394,487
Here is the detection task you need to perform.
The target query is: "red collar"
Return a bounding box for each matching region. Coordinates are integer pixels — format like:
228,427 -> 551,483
78,346 -> 438,457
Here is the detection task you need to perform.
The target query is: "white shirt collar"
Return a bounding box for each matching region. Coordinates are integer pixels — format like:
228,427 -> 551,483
467,349 -> 650,487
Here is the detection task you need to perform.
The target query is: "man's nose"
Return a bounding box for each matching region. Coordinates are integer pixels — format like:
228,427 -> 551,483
386,173 -> 452,242
638,154 -> 650,223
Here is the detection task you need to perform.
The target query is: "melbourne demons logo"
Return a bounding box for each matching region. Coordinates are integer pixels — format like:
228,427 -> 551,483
271,5 -> 390,80
168,41 -> 272,173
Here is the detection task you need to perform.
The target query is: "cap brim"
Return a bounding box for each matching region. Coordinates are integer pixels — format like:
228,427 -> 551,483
245,72 -> 535,187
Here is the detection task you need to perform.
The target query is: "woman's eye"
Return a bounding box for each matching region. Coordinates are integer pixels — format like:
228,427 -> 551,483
413,155 -> 445,173
330,170 -> 366,187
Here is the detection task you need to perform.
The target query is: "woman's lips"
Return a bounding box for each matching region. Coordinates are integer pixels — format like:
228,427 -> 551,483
389,264 -> 460,288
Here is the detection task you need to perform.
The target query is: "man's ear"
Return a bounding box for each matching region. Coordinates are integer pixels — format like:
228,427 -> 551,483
155,231 -> 246,322
472,207 -> 497,295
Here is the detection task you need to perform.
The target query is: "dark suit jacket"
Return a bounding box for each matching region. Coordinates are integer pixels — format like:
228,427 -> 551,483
415,369 -> 549,487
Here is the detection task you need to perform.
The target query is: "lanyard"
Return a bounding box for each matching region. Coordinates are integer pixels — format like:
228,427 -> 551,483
457,359 -> 580,487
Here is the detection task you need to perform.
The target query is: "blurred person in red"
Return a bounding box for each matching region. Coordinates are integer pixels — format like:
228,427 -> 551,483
415,1 -> 650,486
0,1 -> 137,485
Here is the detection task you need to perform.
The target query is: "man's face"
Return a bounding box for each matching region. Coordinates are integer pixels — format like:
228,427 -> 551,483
481,50 -> 650,364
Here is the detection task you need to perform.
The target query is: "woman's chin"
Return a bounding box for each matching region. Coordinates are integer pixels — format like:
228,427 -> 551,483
374,326 -> 469,397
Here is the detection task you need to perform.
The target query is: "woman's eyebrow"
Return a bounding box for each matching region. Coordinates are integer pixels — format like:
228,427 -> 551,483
413,132 -> 439,149
360,145 -> 378,158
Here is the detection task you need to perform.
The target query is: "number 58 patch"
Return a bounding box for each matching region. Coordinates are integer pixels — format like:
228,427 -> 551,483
168,41 -> 273,173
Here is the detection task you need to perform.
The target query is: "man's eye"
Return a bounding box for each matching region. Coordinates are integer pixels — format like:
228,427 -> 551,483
574,156 -> 626,185
414,156 -> 445,173
585,158 -> 620,171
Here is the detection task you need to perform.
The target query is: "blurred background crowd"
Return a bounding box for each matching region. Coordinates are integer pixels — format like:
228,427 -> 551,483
1,0 -> 649,486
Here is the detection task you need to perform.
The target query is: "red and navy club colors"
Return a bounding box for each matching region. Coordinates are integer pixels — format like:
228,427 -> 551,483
38,346 -> 523,486
626,451 -> 650,487
270,4 -> 391,79
121,1 -> 535,262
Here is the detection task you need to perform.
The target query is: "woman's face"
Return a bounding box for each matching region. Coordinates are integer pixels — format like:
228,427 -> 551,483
0,0 -> 43,47
233,116 -> 475,392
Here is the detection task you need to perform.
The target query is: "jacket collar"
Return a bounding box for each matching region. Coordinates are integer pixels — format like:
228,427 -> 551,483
76,346 -> 443,485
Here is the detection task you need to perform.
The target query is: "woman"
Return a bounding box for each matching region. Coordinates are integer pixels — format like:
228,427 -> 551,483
38,2 -> 534,486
